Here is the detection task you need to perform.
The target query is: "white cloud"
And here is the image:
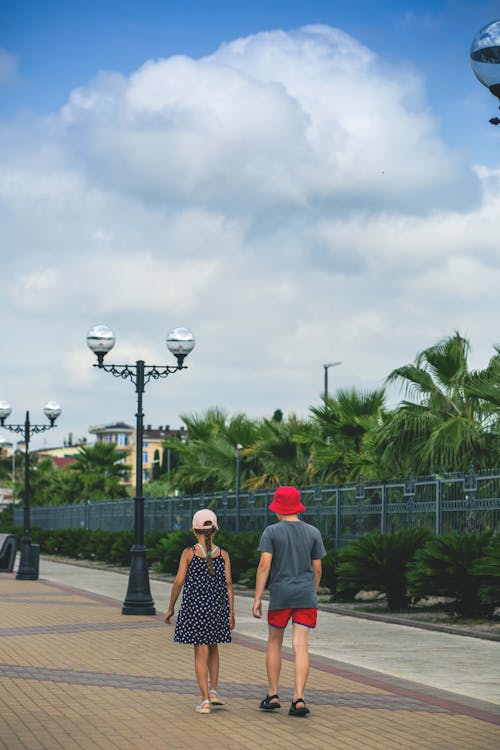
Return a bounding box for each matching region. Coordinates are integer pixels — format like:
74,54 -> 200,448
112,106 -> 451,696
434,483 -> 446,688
0,25 -> 499,447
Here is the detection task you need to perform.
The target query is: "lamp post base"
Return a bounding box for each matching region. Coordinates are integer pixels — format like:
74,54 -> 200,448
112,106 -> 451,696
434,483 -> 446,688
122,545 -> 156,616
16,537 -> 38,581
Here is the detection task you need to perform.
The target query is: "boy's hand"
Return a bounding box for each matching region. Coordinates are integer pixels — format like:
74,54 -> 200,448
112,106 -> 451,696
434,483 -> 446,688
164,608 -> 174,624
252,598 -> 262,618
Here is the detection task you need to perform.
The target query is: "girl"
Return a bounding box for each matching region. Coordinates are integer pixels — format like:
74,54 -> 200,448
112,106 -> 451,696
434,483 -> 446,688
164,508 -> 235,714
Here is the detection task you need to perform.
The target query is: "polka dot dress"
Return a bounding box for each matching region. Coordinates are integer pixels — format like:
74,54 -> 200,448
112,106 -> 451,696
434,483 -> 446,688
174,550 -> 232,645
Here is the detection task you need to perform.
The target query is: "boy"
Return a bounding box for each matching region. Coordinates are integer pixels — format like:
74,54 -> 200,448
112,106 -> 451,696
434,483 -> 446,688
252,485 -> 326,717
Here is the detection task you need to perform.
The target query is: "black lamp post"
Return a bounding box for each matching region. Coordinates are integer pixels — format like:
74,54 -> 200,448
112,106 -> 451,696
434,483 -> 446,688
323,361 -> 342,401
86,324 -> 195,616
471,19 -> 500,124
235,444 -> 243,534
0,400 -> 62,580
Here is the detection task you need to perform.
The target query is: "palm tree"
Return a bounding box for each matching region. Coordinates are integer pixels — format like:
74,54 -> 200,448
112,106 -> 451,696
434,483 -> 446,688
244,414 -> 318,489
309,387 -> 386,483
167,409 -> 262,494
69,442 -> 130,500
375,332 -> 500,474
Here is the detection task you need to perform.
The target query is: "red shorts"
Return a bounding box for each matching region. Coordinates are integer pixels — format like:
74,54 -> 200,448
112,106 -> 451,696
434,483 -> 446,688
268,607 -> 318,629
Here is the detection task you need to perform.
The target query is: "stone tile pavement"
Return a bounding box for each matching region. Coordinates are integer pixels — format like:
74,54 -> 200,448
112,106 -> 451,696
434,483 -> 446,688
0,573 -> 499,749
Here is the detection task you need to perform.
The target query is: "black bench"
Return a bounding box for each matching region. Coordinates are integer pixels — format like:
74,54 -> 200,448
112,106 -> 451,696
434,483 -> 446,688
0,533 -> 17,572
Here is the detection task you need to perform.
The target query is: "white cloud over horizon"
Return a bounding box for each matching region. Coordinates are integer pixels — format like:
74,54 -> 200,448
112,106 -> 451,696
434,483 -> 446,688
0,25 -> 499,449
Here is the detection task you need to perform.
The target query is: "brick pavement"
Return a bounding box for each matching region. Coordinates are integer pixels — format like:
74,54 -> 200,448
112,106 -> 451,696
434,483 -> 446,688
0,575 -> 499,750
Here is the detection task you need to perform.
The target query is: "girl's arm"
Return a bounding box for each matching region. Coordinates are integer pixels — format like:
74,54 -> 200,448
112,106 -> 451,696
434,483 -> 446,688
164,548 -> 191,623
222,549 -> 235,630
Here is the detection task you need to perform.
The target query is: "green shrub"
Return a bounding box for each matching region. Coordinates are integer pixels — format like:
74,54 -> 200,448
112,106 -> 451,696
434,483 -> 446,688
157,531 -> 195,575
108,531 -> 134,566
408,531 -> 494,617
473,534 -> 500,612
337,529 -> 433,610
216,531 -> 260,584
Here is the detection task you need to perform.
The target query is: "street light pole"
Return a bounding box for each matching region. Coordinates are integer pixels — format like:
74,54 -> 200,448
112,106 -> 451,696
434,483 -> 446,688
86,325 -> 195,616
323,361 -> 342,401
235,444 -> 243,534
0,401 -> 62,580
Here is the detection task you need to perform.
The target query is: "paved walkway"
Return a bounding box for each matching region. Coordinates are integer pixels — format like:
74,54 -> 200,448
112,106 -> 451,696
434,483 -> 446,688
0,560 -> 499,750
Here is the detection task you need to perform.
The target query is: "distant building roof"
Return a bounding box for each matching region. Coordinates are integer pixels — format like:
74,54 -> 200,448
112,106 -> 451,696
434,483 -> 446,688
51,456 -> 77,469
89,422 -> 134,434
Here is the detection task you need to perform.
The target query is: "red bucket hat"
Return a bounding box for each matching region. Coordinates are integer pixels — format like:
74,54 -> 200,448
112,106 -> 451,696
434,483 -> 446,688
269,486 -> 306,514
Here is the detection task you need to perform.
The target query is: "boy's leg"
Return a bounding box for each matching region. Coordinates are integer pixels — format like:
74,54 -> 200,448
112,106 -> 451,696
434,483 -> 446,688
194,644 -> 210,701
207,643 -> 220,692
291,623 -> 310,700
266,625 -> 284,700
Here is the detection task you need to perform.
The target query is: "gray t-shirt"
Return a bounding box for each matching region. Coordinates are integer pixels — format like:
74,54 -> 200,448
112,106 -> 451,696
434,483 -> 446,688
258,520 -> 326,610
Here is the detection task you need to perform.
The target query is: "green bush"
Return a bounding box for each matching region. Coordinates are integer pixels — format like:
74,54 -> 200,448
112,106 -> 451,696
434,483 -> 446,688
157,531 -> 195,575
474,534 -> 500,611
215,531 -> 261,584
337,528 -> 433,610
408,531 -> 494,618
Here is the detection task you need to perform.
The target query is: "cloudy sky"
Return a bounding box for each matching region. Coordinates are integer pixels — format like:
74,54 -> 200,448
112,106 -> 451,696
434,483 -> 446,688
1,0 -> 499,450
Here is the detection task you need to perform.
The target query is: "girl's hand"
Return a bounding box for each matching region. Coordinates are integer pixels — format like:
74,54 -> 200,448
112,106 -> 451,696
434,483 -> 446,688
229,612 -> 235,630
164,608 -> 174,624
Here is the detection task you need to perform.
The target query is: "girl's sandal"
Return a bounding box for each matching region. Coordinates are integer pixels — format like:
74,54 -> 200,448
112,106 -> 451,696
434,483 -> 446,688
259,694 -> 281,710
209,689 -> 224,705
195,700 -> 211,714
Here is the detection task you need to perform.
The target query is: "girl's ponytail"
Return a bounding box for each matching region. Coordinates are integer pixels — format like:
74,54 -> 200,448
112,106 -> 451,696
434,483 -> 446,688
203,525 -> 215,577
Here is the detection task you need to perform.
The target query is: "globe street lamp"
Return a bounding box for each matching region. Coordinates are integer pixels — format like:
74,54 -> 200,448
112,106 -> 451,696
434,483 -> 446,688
323,361 -> 342,401
86,325 -> 195,616
0,400 -> 62,580
470,19 -> 500,124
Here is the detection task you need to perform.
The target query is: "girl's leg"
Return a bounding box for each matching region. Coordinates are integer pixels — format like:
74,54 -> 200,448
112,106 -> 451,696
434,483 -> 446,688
291,623 -> 310,700
266,626 -> 284,700
207,643 -> 219,691
194,644 -> 210,702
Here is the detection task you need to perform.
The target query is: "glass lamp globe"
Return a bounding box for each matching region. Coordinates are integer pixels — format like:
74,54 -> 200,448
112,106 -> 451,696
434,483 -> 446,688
471,19 -> 500,97
86,324 -> 116,361
0,401 -> 12,421
44,401 -> 62,422
166,327 -> 195,363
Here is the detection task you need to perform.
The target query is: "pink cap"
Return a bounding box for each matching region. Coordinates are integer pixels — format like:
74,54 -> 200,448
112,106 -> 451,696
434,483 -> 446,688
192,508 -> 219,530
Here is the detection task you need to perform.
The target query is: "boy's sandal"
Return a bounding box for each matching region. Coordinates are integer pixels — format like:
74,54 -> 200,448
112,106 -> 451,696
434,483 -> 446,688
195,700 -> 211,714
209,689 -> 224,706
259,694 -> 281,710
289,698 -> 310,717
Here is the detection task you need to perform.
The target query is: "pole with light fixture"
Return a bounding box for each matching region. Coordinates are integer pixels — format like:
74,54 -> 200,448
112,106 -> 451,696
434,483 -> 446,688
235,444 -> 243,534
86,325 -> 195,616
323,361 -> 342,401
0,400 -> 62,580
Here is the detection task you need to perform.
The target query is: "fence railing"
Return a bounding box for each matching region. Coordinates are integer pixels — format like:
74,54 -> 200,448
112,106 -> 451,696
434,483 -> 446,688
13,466 -> 500,547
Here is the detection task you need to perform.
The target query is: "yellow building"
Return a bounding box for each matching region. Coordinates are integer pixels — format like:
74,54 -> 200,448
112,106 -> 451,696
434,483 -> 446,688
89,422 -> 186,488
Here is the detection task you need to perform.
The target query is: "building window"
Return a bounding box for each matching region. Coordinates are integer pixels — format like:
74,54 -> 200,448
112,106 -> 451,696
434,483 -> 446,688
143,451 -> 148,464
116,434 -> 129,447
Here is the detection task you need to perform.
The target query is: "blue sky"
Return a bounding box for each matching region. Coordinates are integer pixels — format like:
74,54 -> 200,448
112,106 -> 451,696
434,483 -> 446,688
0,1 -> 499,449
2,1 -> 499,159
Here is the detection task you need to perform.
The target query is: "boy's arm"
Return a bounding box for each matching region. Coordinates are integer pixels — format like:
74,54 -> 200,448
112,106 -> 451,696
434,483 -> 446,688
252,551 -> 272,618
312,559 -> 322,592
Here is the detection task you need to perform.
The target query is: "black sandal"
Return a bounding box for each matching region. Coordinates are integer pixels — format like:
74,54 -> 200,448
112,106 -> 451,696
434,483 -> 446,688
259,694 -> 281,710
289,698 -> 310,717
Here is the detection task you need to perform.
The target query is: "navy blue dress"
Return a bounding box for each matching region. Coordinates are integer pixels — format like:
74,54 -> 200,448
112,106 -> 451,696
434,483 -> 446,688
174,550 -> 232,645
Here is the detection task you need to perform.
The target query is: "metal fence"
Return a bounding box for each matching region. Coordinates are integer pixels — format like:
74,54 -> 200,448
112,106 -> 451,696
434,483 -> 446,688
14,466 -> 500,548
